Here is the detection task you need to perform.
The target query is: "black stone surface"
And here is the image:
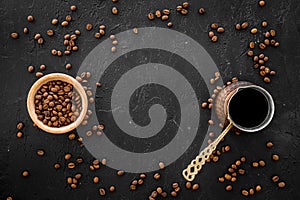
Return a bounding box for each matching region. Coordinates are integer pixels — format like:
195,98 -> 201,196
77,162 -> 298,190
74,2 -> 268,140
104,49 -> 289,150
0,0 -> 299,199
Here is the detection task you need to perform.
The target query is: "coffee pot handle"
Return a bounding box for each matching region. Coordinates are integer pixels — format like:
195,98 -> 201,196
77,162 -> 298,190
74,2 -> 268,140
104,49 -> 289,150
182,122 -> 233,181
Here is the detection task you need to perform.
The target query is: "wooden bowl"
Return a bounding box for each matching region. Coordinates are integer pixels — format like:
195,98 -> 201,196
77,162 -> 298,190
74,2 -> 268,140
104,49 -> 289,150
27,73 -> 88,134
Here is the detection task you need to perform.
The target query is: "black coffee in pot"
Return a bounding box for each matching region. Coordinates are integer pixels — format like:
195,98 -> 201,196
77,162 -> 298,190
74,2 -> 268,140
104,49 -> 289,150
228,88 -> 269,128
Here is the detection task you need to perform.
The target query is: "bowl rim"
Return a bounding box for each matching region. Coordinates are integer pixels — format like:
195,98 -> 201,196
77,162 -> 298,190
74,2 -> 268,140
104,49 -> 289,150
27,73 -> 88,134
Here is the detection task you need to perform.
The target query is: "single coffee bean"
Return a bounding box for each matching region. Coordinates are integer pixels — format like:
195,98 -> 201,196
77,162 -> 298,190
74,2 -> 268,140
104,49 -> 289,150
65,15 -> 72,22
249,188 -> 255,195
22,170 -> 29,177
270,29 -> 276,37
140,173 -> 146,179
158,162 -> 165,169
132,180 -> 138,185
198,8 -> 205,14
278,181 -> 286,188
238,169 -> 245,175
10,32 -> 19,39
162,9 -> 170,15
148,13 -> 154,20
211,23 -> 218,29
76,157 -> 83,164
185,181 -> 192,189
86,23 -> 93,31
65,63 -> 72,70
17,122 -> 24,130
208,31 -> 214,38
182,2 -> 189,8
54,163 -> 61,169
217,27 -> 225,33
39,64 -> 46,71
93,176 -> 99,183
27,15 -> 34,22
17,131 -> 23,138
68,162 -> 75,169
259,160 -> 266,167
138,179 -> 143,185
255,185 -> 262,192
218,177 -> 225,182
35,72 -> 43,78
211,35 -> 218,42
70,183 -> 77,189
263,77 -> 271,83
242,189 -> 249,196
161,15 -> 169,21
65,153 -> 71,160
262,21 -> 268,27
272,175 -> 279,183
252,162 -> 259,168
170,191 -> 177,197
167,22 -> 173,27
155,10 -> 161,18
249,42 -> 255,49
51,18 -> 58,25
181,9 -> 188,15
111,46 -> 117,53
37,149 -> 45,156
192,183 -> 199,190
156,187 -> 163,194
259,1 -> 266,7
117,170 -> 125,176
61,21 -> 69,27
70,5 -> 77,11
153,172 -> 160,180
251,28 -> 258,34
272,154 -> 279,161
225,185 -> 232,191
176,5 -> 183,12
241,22 -> 249,29
235,23 -> 241,30
129,185 -> 136,190
112,7 -> 118,15
23,27 -> 29,34
109,186 -> 116,192
172,182 -> 179,189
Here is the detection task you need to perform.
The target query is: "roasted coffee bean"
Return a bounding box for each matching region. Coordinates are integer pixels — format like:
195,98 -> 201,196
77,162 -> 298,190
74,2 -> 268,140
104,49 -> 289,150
51,18 -> 58,25
68,162 -> 75,169
109,185 -> 116,192
158,162 -> 165,169
22,170 -> 29,177
256,185 -> 262,192
10,32 -> 19,39
117,170 -> 124,176
23,27 -> 29,34
54,163 -> 61,169
211,23 -> 219,29
65,15 -> 72,22
241,22 -> 249,29
170,191 -> 177,197
272,154 -> 279,161
140,173 -> 146,179
27,15 -> 34,22
192,183 -> 199,190
154,172 -> 160,180
182,2 -> 189,8
61,21 -> 69,27
225,185 -> 232,191
37,149 -> 45,156
129,185 -> 136,190
112,7 -> 118,15
181,9 -> 188,15
235,23 -> 241,30
198,8 -> 205,14
262,21 -> 268,27
86,23 -> 93,31
211,35 -> 218,42
93,176 -> 99,183
251,28 -> 258,34
249,188 -> 255,195
217,27 -> 225,33
263,77 -> 271,83
35,72 -> 43,78
278,181 -> 286,188
242,189 -> 249,196
272,175 -> 279,183
161,15 -> 169,21
70,5 -> 77,11
252,162 -> 259,168
148,13 -> 154,20
167,22 -> 173,27
17,131 -> 23,138
162,9 -> 170,15
17,122 -> 24,130
155,10 -> 161,18
185,181 -> 192,189
259,0 -> 266,7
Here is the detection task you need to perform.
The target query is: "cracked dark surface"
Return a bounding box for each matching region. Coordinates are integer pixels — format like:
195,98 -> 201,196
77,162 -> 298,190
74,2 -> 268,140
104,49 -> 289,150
0,0 -> 299,199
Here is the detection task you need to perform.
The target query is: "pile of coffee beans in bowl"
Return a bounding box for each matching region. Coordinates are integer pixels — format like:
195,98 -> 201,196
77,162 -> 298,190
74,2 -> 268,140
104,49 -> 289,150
34,80 -> 82,127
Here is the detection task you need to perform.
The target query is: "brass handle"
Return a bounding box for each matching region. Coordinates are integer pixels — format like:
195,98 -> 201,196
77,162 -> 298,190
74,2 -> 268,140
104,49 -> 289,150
182,122 -> 233,181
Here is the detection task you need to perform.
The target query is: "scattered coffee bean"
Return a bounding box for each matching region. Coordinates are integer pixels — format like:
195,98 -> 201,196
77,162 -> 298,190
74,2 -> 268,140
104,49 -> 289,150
272,154 -> 279,161
117,170 -> 124,176
211,35 -> 218,42
35,72 -> 43,78
153,172 -> 160,180
217,27 -> 225,33
65,63 -> 72,70
241,22 -> 249,29
272,175 -> 279,183
17,122 -> 24,130
198,8 -> 205,15
70,5 -> 77,11
111,46 -> 117,53
259,0 -> 266,7
37,149 -> 45,156
93,176 -> 100,183
185,181 -> 192,189
242,189 -> 249,196
255,185 -> 262,192
161,15 -> 169,21
278,181 -> 286,188
158,162 -> 165,169
140,173 -> 146,179
68,162 -> 75,169
47,29 -> 54,36
259,160 -> 266,167
252,162 -> 259,168
181,9 -> 188,15
17,131 -> 23,138
155,10 -> 161,18
167,22 -> 173,27
10,32 -> 19,39
249,188 -> 255,195
211,23 -> 219,29
192,183 -> 199,190
148,13 -> 154,20
22,170 -> 29,177
112,7 -> 118,15
86,23 -> 93,31
130,185 -> 136,190
109,185 -> 116,192
27,15 -> 34,22
263,77 -> 270,83
170,191 -> 177,197
251,28 -> 258,34
235,23 -> 241,30
225,185 -> 232,191
54,163 -> 61,169
61,21 -> 69,27
262,21 -> 268,27
51,18 -> 58,25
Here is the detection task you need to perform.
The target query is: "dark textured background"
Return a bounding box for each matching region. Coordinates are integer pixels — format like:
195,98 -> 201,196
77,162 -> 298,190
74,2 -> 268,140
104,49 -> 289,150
0,0 -> 300,199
